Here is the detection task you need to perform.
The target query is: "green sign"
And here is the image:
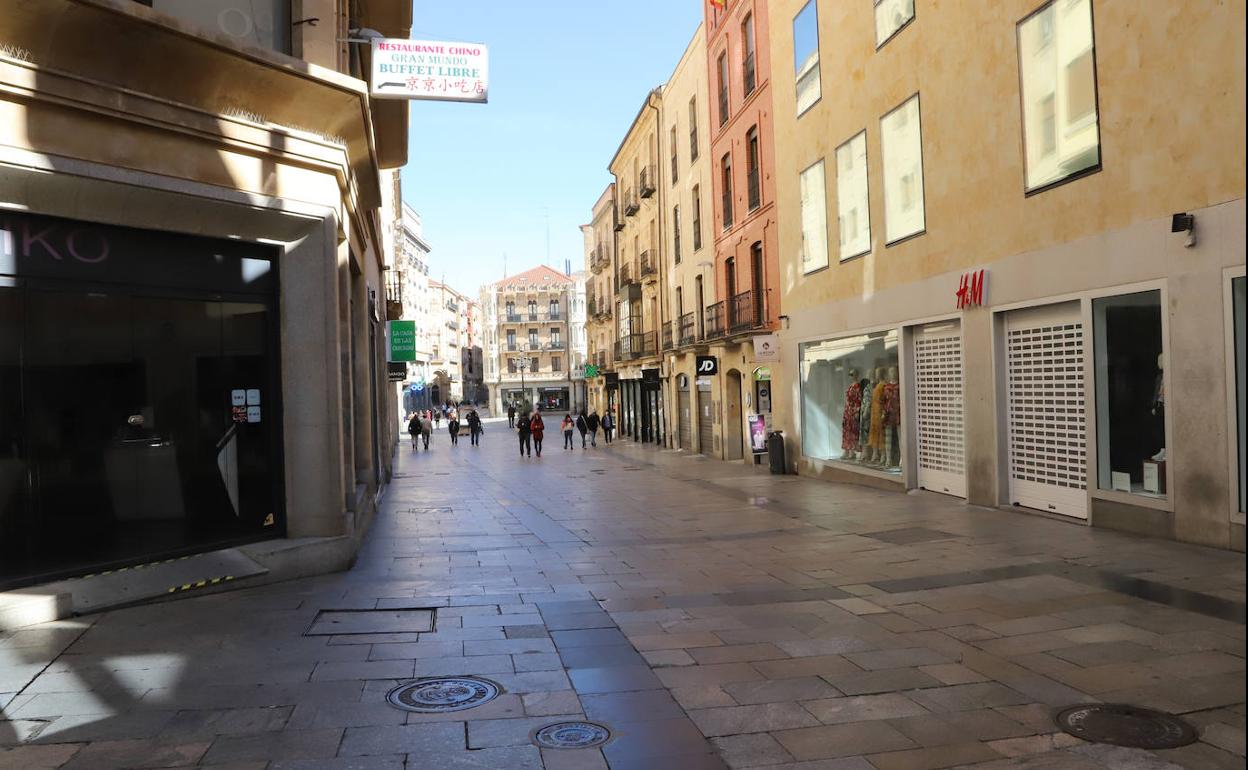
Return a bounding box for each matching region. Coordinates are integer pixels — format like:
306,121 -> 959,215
388,320 -> 416,362
583,363 -> 600,378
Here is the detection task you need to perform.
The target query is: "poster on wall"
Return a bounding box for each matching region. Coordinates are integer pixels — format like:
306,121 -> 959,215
753,334 -> 780,362
748,414 -> 769,454
370,38 -> 489,103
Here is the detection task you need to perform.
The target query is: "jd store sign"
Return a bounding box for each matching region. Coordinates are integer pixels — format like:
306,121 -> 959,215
696,355 -> 719,376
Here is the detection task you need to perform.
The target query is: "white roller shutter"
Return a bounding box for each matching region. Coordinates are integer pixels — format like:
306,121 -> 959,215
915,322 -> 966,498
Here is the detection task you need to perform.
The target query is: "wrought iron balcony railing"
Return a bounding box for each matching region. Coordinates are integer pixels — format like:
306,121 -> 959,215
640,250 -> 657,279
705,301 -> 726,340
639,166 -> 657,198
678,311 -> 697,346
729,288 -> 767,334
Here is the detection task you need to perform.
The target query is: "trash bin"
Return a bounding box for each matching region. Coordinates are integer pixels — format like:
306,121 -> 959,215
767,430 -> 786,475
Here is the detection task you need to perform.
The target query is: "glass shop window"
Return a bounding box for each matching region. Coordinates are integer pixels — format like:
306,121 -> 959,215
800,329 -> 902,475
146,0 -> 292,54
1234,276 -> 1245,514
1093,290 -> 1167,498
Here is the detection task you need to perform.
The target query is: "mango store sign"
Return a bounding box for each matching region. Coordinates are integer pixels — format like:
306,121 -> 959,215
370,39 -> 488,103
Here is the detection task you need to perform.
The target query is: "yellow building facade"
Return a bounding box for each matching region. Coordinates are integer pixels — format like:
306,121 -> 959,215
584,184 -> 617,416
767,0 -> 1246,549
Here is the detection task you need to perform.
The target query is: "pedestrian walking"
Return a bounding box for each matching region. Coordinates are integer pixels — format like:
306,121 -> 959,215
433,408 -> 441,431
467,409 -> 482,446
575,410 -> 589,449
407,412 -> 420,449
602,410 -> 615,444
448,412 -> 460,445
517,411 -> 532,458
419,412 -> 433,450
507,402 -> 516,428
561,414 -> 575,450
530,410 -> 545,458
587,410 -> 600,447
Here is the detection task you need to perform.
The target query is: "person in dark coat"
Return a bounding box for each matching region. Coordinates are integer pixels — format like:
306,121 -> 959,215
447,412 -> 460,445
517,411 -> 532,458
529,411 -> 545,457
407,413 -> 420,449
575,410 -> 589,449
507,403 -> 516,428
467,409 -> 482,446
601,409 -> 615,444
586,410 -> 600,447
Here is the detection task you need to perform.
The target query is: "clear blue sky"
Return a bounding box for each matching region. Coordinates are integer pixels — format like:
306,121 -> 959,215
398,1 -> 703,296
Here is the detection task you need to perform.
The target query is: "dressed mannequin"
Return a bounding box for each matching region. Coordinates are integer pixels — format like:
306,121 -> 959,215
881,366 -> 902,468
858,371 -> 875,463
867,367 -> 888,464
841,369 -> 862,460
1150,353 -> 1166,462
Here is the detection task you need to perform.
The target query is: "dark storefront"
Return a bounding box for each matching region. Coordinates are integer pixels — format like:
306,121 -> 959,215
0,212 -> 283,588
619,369 -> 664,444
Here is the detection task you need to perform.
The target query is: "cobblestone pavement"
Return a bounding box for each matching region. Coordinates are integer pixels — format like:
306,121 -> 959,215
2,422 -> 1245,769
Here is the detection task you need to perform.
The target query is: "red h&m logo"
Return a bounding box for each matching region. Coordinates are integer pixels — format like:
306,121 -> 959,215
956,269 -> 986,309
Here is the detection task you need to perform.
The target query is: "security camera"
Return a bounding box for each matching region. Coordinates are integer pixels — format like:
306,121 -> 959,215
1171,212 -> 1196,248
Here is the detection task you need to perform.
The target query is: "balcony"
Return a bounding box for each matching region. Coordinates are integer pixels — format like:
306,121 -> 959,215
640,250 -> 657,280
705,301 -> 726,340
500,310 -> 566,325
590,244 -> 611,273
729,288 -> 767,334
506,343 -> 519,352
661,321 -> 673,351
639,166 -> 657,198
623,188 -> 640,217
678,311 -> 697,346
547,340 -> 566,350
384,271 -> 404,321
618,262 -> 636,288
613,331 -> 658,361
527,342 -> 542,351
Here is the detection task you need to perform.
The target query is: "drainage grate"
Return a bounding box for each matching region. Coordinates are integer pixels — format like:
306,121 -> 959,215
305,608 -> 435,636
1055,704 -> 1198,749
386,676 -> 502,713
532,721 -> 612,750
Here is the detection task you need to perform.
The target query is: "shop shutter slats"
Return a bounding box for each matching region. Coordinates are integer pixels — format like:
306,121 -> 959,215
915,324 -> 966,498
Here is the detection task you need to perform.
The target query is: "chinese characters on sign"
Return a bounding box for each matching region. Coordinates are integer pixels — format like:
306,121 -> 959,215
370,39 -> 489,103
956,269 -> 986,309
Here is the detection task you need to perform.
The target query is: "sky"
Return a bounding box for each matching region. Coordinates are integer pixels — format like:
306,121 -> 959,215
397,1 -> 704,296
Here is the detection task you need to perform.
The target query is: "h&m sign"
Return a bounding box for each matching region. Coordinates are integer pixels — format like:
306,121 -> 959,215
956,269 -> 986,309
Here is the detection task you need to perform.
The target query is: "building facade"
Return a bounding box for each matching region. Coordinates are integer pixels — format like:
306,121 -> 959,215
768,0 -> 1245,550
584,185 -> 618,416
483,266 -> 579,414
701,0 -> 780,463
0,0 -> 409,603
610,91 -> 667,444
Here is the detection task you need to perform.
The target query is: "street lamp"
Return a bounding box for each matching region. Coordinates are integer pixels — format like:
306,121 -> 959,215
510,355 -> 532,411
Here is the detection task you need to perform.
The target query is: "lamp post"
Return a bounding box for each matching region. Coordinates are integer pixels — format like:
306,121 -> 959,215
510,355 -> 532,411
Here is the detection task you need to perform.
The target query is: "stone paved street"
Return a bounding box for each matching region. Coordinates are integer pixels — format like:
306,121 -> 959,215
1,423 -> 1245,769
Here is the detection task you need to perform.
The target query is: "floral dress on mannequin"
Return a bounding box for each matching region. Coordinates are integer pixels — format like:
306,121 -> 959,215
841,381 -> 863,451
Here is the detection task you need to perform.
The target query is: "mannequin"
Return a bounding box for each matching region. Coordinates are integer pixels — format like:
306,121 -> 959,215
858,370 -> 876,463
1150,353 -> 1166,462
867,367 -> 888,464
881,366 -> 902,468
841,368 -> 862,460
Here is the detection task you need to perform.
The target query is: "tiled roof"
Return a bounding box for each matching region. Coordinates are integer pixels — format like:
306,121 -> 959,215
492,265 -> 573,288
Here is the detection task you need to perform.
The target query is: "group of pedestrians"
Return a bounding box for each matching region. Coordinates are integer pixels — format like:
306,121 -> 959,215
561,410 -> 607,450
508,405 -> 615,459
407,406 -> 483,450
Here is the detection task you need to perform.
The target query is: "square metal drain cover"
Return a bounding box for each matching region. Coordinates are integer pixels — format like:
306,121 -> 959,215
305,608 -> 436,636
863,527 -> 960,545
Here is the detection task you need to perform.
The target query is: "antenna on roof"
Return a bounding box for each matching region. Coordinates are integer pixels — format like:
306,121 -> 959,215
565,258 -> 570,275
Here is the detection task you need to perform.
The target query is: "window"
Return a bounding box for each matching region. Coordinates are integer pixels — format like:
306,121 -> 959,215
720,154 -> 734,229
505,301 -> 515,319
799,160 -> 829,274
835,131 -> 871,259
552,356 -> 561,372
793,1 -> 821,116
551,328 -> 562,345
717,51 -> 730,127
880,94 -> 926,244
527,300 -> 537,319
746,126 -> 762,211
506,330 -> 516,350
508,358 -> 517,373
695,275 -> 705,339
874,0 -> 915,47
1093,290 -> 1167,499
143,0 -> 291,54
1017,0 -> 1100,192
673,205 -> 682,264
528,329 -> 539,349
742,13 -> 757,96
670,126 -> 679,183
800,330 -> 902,474
689,97 -> 700,161
549,299 -> 559,317
692,185 -> 704,251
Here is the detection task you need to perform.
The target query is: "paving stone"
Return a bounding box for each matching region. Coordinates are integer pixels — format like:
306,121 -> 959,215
60,739 -> 209,770
774,721 -> 917,761
752,655 -> 863,681
463,638 -> 556,656
600,717 -> 715,764
0,744 -> 82,770
722,676 -> 841,705
558,645 -> 647,669
567,664 -> 665,694
656,663 -> 764,689
521,690 -> 583,716
512,653 -> 564,672
844,647 -> 956,671
203,728 -> 345,763
630,633 -> 725,651
919,663 -> 991,685
540,747 -> 608,770
367,641 -> 463,660
688,702 -> 822,736
710,733 -> 795,767
907,682 -> 1032,712
670,685 -> 738,710
411,654 -> 512,676
801,693 -> 928,724
467,714 -> 581,748
643,649 -> 698,668
689,643 -> 790,665
865,741 -> 1002,770
986,732 -> 1085,758
338,722 -> 465,756
160,706 -> 294,740
889,709 -> 1037,746
310,660 -> 415,682
270,757 -> 406,770
826,667 -> 943,695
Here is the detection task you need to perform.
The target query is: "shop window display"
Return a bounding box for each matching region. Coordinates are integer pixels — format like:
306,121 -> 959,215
800,330 -> 902,473
1093,290 -> 1167,498
1233,276 -> 1245,514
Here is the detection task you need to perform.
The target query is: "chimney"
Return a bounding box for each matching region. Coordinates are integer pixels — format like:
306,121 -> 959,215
565,258 -> 571,276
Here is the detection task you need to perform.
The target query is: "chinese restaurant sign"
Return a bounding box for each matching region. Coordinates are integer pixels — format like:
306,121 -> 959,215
370,39 -> 489,103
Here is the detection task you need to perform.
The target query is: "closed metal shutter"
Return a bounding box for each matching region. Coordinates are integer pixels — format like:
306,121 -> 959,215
678,389 -> 692,449
1006,303 -> 1088,519
697,384 -> 714,455
915,322 -> 966,498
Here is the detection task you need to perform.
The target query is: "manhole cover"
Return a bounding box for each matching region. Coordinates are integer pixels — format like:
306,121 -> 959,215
532,721 -> 612,750
386,677 -> 502,713
1055,704 -> 1198,749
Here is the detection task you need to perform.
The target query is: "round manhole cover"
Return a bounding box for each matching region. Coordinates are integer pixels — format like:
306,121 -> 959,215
386,676 -> 502,713
532,721 -> 612,750
1055,704 -> 1198,749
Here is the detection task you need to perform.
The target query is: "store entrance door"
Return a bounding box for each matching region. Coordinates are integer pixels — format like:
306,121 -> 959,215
1005,302 -> 1087,519
915,322 -> 966,498
677,375 -> 692,450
